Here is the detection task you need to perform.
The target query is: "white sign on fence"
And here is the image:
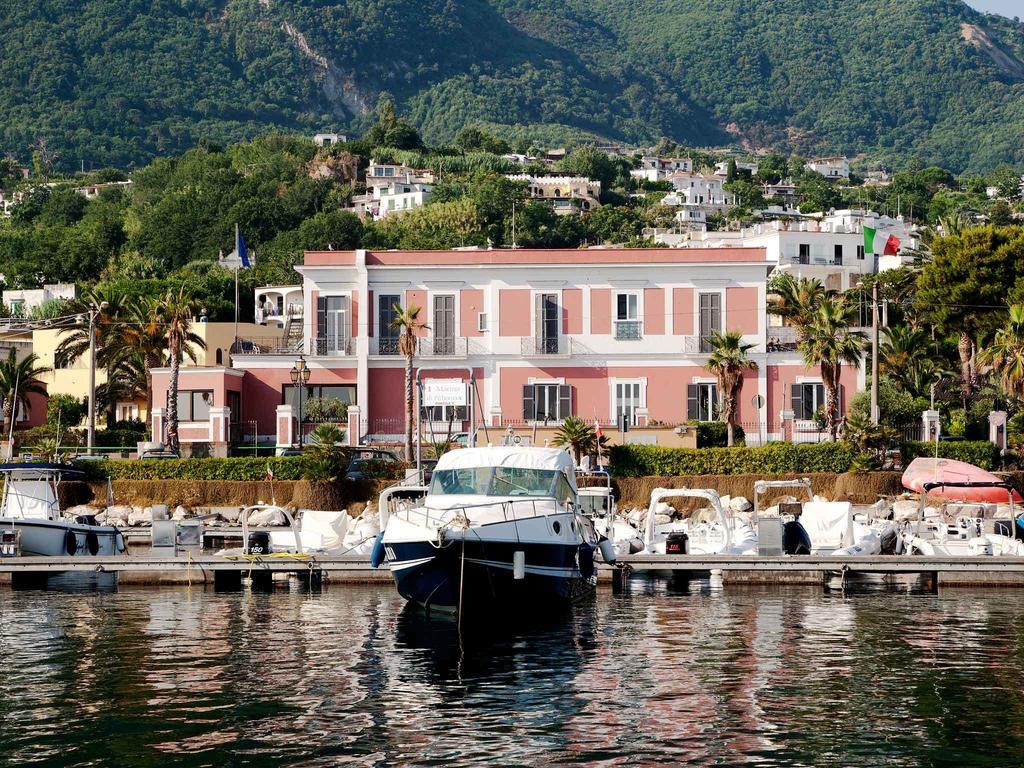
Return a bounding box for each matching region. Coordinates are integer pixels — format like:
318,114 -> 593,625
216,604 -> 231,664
422,379 -> 467,407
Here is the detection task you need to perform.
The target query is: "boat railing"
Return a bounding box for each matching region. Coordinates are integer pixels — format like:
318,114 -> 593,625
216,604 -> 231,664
919,481 -> 1017,521
752,477 -> 813,523
239,504 -> 302,554
391,496 -> 572,531
645,487 -> 730,550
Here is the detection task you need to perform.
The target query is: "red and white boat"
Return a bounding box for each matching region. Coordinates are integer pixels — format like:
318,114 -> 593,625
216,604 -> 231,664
901,457 -> 1023,504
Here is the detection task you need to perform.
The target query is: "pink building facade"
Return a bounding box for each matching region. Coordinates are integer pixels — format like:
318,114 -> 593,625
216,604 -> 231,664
150,247 -> 863,452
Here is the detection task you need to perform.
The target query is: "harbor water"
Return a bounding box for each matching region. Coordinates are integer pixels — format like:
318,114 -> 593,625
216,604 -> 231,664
3,580 -> 1024,767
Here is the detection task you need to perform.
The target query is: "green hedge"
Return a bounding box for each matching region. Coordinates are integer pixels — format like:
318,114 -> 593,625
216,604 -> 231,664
608,442 -> 858,477
900,441 -> 1001,470
73,456 -> 311,481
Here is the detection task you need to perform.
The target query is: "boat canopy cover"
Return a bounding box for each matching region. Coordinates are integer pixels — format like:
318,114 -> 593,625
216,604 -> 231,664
799,501 -> 854,550
0,462 -> 84,478
436,447 -> 576,486
902,457 -> 1023,503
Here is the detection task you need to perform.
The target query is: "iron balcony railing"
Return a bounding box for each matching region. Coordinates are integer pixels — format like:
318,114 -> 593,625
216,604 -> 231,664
520,335 -> 571,356
311,336 -> 354,355
231,337 -> 302,355
614,320 -> 643,340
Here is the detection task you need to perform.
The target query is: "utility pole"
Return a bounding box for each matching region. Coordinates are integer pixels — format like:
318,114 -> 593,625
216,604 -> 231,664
870,279 -> 879,425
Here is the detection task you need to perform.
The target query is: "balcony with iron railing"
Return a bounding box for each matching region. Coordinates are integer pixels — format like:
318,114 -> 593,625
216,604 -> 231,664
613,320 -> 643,340
310,336 -> 354,356
520,335 -> 572,357
231,337 -> 302,355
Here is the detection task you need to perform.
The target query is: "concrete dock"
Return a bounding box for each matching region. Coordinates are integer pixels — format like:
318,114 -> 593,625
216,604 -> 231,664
4,553 -> 1024,587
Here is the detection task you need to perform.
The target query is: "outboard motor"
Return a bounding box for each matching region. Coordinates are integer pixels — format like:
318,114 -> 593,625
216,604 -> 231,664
665,531 -> 689,555
782,520 -> 811,555
247,531 -> 272,555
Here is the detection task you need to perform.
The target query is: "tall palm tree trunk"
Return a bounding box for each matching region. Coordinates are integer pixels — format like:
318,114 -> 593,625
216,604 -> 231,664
404,350 -> 414,462
166,342 -> 181,451
958,330 -> 973,403
723,392 -> 736,447
823,363 -> 840,441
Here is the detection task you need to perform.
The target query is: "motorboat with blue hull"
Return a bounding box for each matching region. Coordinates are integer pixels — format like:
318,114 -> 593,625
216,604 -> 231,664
376,447 -> 603,615
0,462 -> 125,557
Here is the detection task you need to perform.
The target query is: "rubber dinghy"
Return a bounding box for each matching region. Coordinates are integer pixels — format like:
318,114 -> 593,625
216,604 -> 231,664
902,457 -> 1023,503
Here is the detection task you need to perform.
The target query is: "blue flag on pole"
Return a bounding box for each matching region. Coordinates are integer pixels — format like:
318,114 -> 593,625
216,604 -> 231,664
236,226 -> 251,268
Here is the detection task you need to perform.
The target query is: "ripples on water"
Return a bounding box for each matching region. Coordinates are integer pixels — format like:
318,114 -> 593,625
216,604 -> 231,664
2,578 -> 1024,767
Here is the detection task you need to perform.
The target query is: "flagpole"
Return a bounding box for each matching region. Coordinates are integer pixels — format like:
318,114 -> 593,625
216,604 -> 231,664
234,223 -> 240,357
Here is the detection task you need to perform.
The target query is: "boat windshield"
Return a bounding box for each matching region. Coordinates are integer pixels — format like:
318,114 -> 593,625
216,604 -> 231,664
429,466 -> 568,498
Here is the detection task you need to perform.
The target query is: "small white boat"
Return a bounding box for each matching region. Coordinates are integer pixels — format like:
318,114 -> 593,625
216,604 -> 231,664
899,480 -> 1024,557
0,462 -> 125,557
641,487 -> 758,556
753,478 -> 896,557
577,471 -> 643,559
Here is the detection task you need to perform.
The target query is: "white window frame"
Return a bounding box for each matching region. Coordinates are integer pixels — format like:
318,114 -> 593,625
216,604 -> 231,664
792,378 -> 826,423
477,312 -> 488,332
689,378 -> 719,422
609,378 -> 646,427
428,291 -> 459,343
525,377 -> 569,424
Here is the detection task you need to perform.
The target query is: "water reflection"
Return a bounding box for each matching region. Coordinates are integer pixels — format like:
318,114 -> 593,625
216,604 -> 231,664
2,585 -> 1024,766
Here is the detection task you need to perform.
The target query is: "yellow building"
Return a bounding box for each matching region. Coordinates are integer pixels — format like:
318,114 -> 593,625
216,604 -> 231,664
31,322 -> 281,425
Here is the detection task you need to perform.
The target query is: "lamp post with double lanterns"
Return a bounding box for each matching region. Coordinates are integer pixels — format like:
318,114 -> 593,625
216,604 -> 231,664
290,355 -> 311,447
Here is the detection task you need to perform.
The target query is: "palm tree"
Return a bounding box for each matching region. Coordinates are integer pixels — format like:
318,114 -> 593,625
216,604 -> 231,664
798,297 -> 866,440
553,416 -> 596,466
0,349 -> 50,436
705,330 -> 758,447
391,305 -> 427,462
767,274 -> 827,341
55,287 -> 136,370
879,324 -> 937,396
979,304 -> 1024,400
158,287 -> 205,452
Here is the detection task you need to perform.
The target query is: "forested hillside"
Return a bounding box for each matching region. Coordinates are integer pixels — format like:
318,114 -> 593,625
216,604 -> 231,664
1,0 -> 1023,171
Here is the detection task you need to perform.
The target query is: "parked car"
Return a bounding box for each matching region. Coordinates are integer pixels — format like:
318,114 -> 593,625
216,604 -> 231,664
344,449 -> 400,481
278,447 -> 304,457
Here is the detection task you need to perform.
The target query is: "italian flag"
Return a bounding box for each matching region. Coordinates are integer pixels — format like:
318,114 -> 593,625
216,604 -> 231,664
864,225 -> 901,256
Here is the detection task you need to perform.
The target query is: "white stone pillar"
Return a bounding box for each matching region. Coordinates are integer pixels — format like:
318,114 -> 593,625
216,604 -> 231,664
151,407 -> 165,445
347,405 -> 361,447
922,409 -> 941,443
989,410 -> 1008,450
276,404 -> 295,451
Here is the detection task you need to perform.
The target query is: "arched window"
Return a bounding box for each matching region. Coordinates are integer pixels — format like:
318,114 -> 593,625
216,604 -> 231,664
553,188 -> 561,197
216,349 -> 223,365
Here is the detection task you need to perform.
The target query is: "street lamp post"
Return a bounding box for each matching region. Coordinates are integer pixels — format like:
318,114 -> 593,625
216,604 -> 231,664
290,355 -> 311,447
84,300 -> 109,454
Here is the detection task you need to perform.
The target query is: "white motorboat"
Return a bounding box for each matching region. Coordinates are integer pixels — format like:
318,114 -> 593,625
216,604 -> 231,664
641,487 -> 758,556
0,462 -> 125,557
752,478 -> 897,557
577,471 -> 643,559
899,480 -> 1024,557
374,446 -> 601,614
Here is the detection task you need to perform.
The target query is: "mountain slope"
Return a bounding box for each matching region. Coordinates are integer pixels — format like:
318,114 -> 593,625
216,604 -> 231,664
1,0 -> 1022,171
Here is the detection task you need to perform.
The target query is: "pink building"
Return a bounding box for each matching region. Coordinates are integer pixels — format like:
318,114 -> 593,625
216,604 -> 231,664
149,247 -> 863,453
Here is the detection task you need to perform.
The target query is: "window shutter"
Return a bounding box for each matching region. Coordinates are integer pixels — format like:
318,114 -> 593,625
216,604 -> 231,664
316,296 -> 327,342
687,384 -> 699,420
711,384 -> 720,420
523,385 -> 536,421
557,385 -> 572,420
791,384 -> 804,420
711,294 -> 722,334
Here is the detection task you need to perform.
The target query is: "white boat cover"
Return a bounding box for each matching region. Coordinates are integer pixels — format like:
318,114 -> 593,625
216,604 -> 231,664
1,479 -> 58,520
799,501 -> 854,550
436,446 -> 577,488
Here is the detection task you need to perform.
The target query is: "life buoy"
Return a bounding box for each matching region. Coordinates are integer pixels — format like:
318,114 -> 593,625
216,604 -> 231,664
65,530 -> 78,556
86,531 -> 100,556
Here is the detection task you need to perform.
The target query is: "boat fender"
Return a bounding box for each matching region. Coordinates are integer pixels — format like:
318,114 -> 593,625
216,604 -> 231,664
115,531 -> 126,554
369,532 -> 386,568
598,537 -> 618,564
64,530 -> 78,556
577,543 -> 595,579
86,531 -> 100,556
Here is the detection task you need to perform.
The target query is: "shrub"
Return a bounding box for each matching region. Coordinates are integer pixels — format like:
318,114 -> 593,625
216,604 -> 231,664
900,441 -> 1001,470
688,420 -> 745,448
73,456 -> 314,481
608,442 -> 858,477
47,394 -> 86,427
